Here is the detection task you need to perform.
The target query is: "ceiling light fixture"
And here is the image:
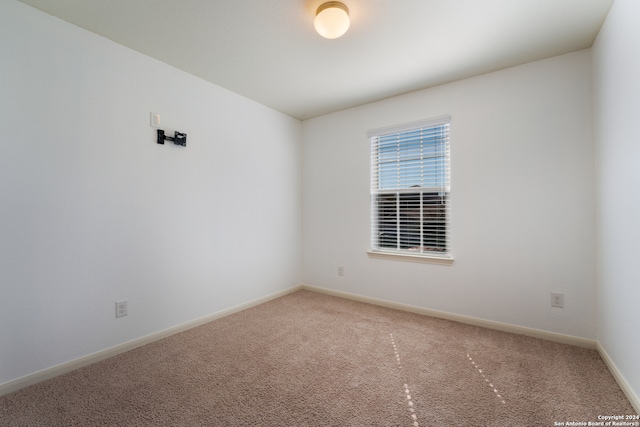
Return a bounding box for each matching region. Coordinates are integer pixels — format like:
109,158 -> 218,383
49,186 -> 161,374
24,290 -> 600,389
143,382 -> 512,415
314,2 -> 350,39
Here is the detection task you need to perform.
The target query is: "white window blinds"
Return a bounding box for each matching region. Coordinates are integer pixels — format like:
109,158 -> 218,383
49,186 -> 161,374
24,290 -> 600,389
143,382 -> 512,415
369,116 -> 451,258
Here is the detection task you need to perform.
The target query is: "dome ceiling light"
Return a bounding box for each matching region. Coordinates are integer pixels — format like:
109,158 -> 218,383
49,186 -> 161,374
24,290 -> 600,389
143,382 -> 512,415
314,2 -> 350,39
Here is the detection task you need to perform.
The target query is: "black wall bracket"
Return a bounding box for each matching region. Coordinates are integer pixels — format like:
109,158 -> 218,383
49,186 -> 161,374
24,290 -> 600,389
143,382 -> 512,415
157,129 -> 187,147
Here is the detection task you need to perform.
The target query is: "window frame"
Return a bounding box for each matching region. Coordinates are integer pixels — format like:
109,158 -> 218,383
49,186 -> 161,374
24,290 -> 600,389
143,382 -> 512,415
368,116 -> 453,264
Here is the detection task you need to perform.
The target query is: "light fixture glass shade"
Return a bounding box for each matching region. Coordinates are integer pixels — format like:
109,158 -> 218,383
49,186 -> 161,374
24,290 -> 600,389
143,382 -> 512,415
314,2 -> 350,39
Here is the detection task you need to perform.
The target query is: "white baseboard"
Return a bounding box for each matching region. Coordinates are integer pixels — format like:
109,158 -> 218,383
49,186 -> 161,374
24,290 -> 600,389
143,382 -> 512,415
0,284 -> 302,397
301,284 -> 597,349
597,342 -> 640,414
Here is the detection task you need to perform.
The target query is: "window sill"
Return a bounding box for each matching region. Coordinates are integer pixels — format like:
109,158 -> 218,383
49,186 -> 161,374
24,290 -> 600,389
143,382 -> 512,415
367,250 -> 454,265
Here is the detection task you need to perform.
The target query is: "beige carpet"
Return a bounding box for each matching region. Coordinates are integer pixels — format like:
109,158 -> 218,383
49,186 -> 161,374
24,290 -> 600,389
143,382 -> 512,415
0,290 -> 635,426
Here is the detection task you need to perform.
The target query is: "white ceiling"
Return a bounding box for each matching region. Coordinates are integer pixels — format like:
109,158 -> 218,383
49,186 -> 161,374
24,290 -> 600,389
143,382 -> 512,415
18,0 -> 613,120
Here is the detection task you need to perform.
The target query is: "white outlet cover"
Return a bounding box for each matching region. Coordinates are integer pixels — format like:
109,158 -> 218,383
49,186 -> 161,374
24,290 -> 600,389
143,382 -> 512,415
551,293 -> 564,308
115,300 -> 128,318
150,112 -> 160,127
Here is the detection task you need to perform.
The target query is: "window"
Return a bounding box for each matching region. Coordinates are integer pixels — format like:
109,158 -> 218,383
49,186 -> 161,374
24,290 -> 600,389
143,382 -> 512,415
369,116 -> 451,260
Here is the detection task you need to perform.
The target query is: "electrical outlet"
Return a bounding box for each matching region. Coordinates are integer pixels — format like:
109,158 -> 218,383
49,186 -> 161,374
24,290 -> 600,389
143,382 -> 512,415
115,300 -> 128,318
551,292 -> 564,308
338,266 -> 344,276
150,112 -> 160,127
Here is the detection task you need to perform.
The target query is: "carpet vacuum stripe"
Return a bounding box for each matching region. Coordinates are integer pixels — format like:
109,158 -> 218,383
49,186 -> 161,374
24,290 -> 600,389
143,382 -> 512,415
391,333 -> 421,427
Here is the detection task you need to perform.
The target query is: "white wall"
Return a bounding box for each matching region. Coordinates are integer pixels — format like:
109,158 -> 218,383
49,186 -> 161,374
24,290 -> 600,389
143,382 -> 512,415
593,0 -> 640,405
303,50 -> 596,339
0,1 -> 302,386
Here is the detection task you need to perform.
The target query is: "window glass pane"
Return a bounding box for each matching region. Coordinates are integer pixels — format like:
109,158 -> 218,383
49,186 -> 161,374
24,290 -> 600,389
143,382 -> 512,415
422,193 -> 448,252
375,125 -> 449,191
375,192 -> 448,252
375,194 -> 398,249
398,193 -> 421,249
370,118 -> 450,257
